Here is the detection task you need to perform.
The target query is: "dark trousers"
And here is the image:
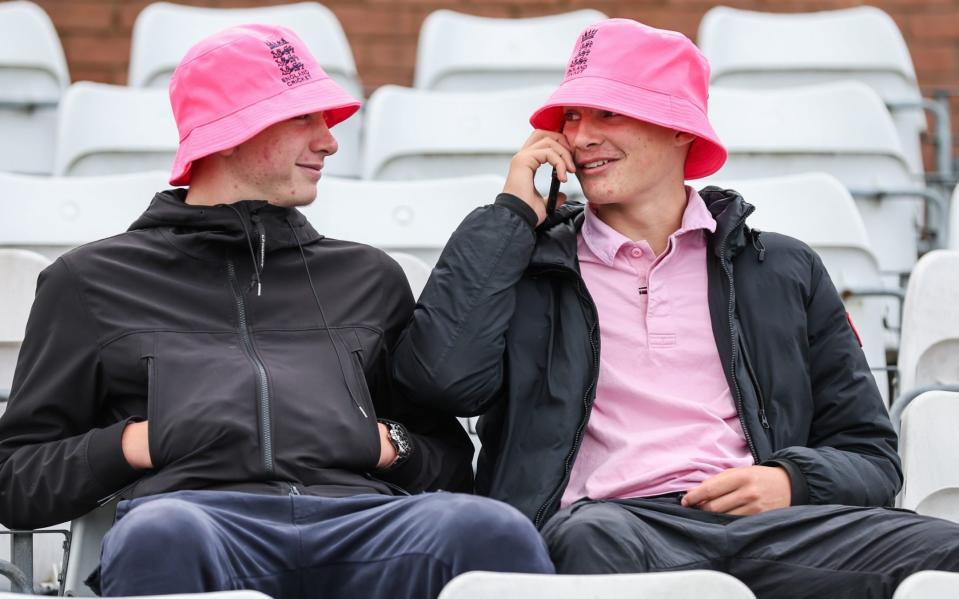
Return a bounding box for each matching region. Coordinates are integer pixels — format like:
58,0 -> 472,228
99,490 -> 554,598
541,496 -> 959,599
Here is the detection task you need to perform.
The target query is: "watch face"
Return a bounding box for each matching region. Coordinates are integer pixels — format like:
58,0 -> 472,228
389,424 -> 411,459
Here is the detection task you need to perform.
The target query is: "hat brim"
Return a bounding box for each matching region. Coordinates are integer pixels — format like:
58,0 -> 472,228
170,76 -> 361,186
529,76 -> 727,180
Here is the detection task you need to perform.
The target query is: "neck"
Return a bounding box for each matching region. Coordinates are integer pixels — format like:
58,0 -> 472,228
592,181 -> 689,256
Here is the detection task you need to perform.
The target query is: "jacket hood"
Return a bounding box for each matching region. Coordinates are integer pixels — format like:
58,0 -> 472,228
530,187 -> 755,268
129,188 -> 324,261
698,186 -> 756,260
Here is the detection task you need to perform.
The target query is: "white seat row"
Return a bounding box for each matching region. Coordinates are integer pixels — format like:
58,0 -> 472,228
699,5 -> 927,175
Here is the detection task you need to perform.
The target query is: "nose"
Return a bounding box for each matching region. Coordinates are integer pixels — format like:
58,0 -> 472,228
566,113 -> 601,151
310,116 -> 338,156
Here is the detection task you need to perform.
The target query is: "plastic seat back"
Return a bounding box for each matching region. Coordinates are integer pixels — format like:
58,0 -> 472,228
0,1 -> 69,174
898,251 -> 959,393
414,9 -> 606,91
300,175 -> 504,266
362,85 -> 550,180
53,83 -> 178,177
898,391 -> 959,522
699,5 -> 925,172
0,249 -> 51,392
386,252 -> 431,300
0,171 -> 170,260
893,571 -> 959,599
437,571 -> 757,599
710,82 -> 920,275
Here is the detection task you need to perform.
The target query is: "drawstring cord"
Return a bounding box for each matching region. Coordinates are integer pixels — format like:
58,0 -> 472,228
287,218 -> 368,418
225,204 -> 264,296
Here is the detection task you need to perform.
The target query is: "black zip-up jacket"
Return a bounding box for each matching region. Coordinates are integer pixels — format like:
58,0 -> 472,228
393,188 -> 902,528
0,189 -> 473,529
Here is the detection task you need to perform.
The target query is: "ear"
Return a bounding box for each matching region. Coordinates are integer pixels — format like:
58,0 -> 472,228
674,131 -> 696,147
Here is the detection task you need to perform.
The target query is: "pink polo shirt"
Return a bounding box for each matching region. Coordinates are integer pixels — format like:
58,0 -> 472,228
561,188 -> 753,508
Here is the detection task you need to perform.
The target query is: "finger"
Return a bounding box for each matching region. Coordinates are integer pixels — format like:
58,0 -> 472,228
697,490 -> 751,514
683,471 -> 742,507
535,147 -> 569,182
726,503 -> 761,517
555,192 -> 568,209
524,129 -> 569,151
534,137 -> 576,175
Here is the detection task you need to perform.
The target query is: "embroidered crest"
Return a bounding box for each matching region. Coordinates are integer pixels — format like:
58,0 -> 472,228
265,37 -> 311,87
566,27 -> 598,77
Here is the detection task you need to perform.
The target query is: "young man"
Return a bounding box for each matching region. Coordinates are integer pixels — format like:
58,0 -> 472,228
393,18 -> 959,598
0,24 -> 552,597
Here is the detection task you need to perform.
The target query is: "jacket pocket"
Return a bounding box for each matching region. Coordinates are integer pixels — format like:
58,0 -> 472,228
344,329 -> 376,421
144,356 -> 161,469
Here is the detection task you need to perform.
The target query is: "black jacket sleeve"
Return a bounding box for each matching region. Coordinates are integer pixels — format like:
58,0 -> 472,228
391,196 -> 538,417
768,252 -> 902,506
0,260 -> 142,529
371,251 -> 474,493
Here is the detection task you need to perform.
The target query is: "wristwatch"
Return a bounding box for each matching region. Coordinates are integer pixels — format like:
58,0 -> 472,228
379,419 -> 413,469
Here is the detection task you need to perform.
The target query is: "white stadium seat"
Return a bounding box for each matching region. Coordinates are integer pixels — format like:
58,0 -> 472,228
437,571 -> 757,599
300,174 -> 504,266
414,9 -> 607,91
709,81 -> 925,279
0,170 -> 171,259
898,391 -> 959,522
0,248 -> 61,593
0,1 -> 69,174
699,6 -> 927,174
386,252 -> 431,300
361,85 -> 571,197
128,1 -> 362,177
897,250 -> 959,394
0,249 -> 50,395
53,82 -> 178,177
702,173 -> 891,404
893,571 -> 959,599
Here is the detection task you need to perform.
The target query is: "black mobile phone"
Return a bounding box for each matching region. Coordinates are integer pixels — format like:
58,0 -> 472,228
546,168 -> 561,216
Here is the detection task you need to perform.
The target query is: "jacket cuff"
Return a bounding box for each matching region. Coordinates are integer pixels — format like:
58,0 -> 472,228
86,418 -> 144,493
762,458 -> 810,505
494,193 -> 538,230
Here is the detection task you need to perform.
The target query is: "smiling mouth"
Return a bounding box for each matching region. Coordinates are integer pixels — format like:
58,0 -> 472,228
577,158 -> 618,173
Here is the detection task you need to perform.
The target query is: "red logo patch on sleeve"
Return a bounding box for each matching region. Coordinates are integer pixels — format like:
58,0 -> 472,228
846,312 -> 863,347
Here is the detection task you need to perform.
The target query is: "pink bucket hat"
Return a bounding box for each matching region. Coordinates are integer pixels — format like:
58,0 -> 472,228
168,24 -> 361,186
529,18 -> 727,180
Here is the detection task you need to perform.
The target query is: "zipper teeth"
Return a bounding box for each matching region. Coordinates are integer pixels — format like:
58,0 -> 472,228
720,218 -> 759,464
228,261 -> 274,474
534,274 -> 600,528
739,334 -> 770,429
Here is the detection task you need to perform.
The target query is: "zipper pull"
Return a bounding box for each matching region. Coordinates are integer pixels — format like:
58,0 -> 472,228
289,483 -> 301,496
760,409 -> 770,429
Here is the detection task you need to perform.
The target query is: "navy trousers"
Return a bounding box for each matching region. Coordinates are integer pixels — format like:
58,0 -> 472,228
542,496 -> 959,599
98,490 -> 554,598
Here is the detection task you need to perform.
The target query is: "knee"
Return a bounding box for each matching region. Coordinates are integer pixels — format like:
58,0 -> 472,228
542,503 -> 640,570
103,498 -> 214,561
426,495 -> 553,574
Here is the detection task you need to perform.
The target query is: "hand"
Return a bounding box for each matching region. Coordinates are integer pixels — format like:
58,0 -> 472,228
121,420 -> 153,470
681,465 -> 791,515
503,130 -> 576,226
376,422 -> 398,470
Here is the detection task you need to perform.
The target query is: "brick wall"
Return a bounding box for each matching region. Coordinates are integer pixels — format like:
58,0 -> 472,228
28,0 -> 959,170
